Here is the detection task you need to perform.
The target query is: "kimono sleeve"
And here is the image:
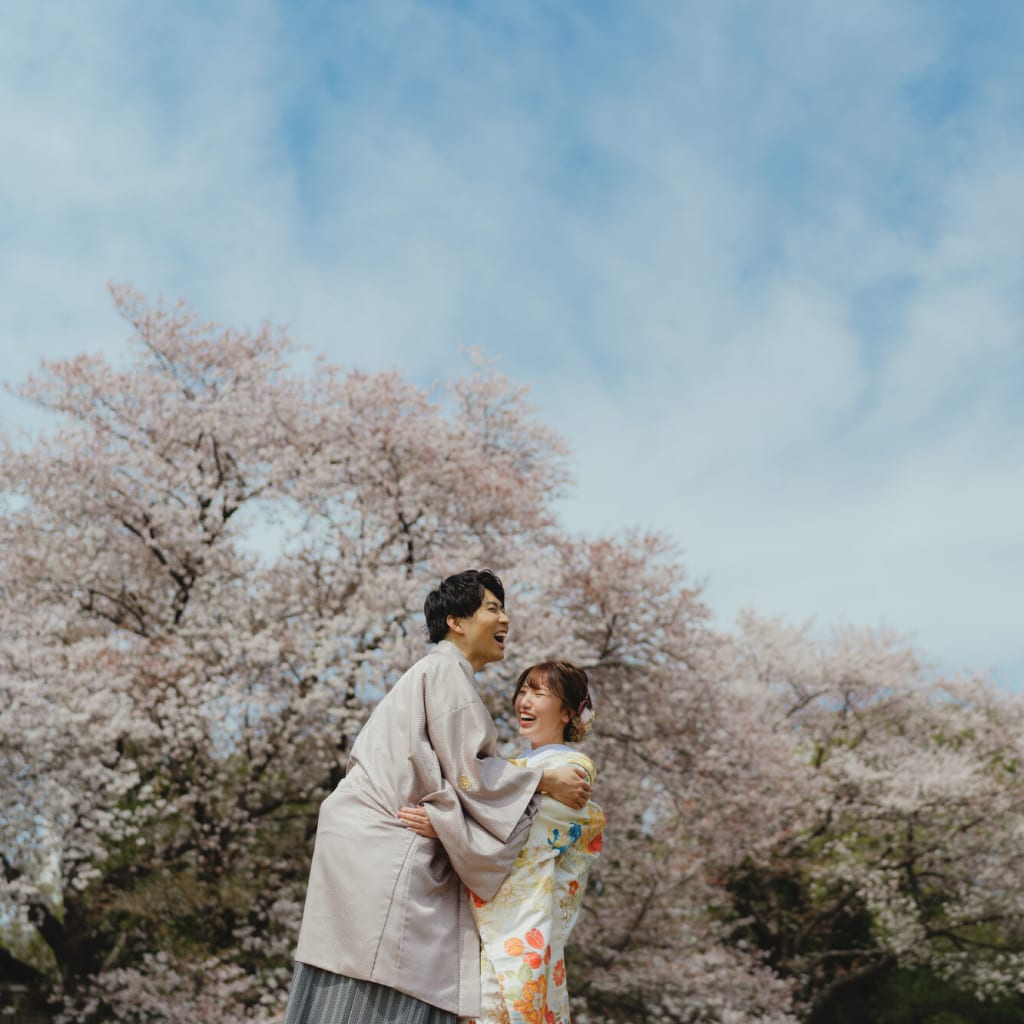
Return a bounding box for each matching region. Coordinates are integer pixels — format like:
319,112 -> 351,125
419,685 -> 542,900
554,756 -> 605,940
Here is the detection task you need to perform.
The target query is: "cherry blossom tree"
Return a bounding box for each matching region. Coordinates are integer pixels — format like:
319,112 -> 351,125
524,536 -> 807,1024
720,615 -> 1024,1020
2,288 -> 1022,1024
0,287 -> 570,1021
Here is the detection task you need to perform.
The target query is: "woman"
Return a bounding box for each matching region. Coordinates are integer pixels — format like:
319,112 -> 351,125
401,661 -> 604,1024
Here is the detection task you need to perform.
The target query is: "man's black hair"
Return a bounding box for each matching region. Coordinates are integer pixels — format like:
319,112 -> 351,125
423,569 -> 505,644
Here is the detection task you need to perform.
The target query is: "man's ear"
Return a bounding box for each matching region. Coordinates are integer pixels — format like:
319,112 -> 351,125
446,613 -> 463,635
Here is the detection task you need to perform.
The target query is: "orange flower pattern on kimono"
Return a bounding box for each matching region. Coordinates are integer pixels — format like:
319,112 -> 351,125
467,746 -> 605,1024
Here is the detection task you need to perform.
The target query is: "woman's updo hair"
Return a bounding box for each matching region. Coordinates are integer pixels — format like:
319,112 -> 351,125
512,660 -> 595,743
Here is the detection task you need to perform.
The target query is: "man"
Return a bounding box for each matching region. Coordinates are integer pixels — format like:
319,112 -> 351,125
284,570 -> 591,1024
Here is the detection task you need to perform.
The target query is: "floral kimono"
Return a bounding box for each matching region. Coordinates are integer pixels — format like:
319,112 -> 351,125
467,744 -> 605,1024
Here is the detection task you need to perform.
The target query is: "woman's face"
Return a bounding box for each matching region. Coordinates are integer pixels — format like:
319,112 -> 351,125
514,674 -> 571,749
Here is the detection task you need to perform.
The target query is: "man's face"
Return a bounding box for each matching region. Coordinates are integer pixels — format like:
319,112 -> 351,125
450,589 -> 509,671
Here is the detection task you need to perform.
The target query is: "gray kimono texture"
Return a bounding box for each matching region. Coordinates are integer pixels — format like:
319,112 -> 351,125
293,640 -> 542,1017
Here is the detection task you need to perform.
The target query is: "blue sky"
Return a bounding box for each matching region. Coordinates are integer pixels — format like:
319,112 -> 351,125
2,1 -> 1022,689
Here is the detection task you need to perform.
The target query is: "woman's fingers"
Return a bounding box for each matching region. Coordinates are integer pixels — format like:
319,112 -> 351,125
398,805 -> 437,838
576,769 -> 592,805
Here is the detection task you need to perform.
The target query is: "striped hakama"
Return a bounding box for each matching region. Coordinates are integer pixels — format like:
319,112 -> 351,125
282,962 -> 458,1024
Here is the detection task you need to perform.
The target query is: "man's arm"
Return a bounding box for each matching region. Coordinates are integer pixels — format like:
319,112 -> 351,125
411,663 -> 540,898
399,763 -> 592,835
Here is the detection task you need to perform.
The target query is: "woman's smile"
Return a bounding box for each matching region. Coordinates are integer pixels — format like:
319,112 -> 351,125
515,682 -> 570,749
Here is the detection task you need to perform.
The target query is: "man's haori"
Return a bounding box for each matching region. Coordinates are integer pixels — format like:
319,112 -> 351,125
293,641 -> 541,1017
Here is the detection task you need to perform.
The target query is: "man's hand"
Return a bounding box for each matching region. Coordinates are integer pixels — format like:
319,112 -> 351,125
398,805 -> 438,839
540,765 -> 591,809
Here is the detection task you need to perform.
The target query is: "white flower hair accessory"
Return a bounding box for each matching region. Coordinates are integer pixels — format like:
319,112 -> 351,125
568,698 -> 595,742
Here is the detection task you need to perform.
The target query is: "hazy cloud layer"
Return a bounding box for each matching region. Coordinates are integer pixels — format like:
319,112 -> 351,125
1,1 -> 1021,687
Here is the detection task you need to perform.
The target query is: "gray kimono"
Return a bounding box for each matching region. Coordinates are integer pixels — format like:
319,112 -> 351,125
293,640 -> 542,1017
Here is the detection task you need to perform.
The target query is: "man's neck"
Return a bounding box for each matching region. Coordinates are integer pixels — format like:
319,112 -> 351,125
444,635 -> 483,673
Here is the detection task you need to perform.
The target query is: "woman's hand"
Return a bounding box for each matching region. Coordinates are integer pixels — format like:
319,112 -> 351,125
540,765 -> 591,809
398,805 -> 438,839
